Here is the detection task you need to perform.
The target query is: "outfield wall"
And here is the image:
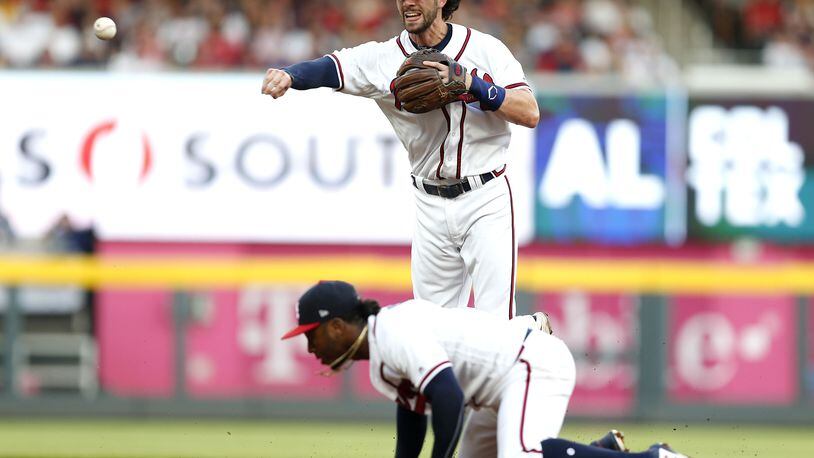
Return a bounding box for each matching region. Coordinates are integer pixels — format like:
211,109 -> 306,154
0,247 -> 812,422
1,70 -> 813,421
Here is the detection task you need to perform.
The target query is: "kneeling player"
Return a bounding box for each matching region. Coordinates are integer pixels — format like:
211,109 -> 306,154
282,281 -> 687,458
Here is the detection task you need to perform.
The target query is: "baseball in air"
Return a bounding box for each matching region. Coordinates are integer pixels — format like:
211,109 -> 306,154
93,17 -> 117,40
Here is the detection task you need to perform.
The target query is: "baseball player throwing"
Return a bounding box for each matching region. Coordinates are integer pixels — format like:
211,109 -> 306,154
262,0 -> 538,318
282,281 -> 688,458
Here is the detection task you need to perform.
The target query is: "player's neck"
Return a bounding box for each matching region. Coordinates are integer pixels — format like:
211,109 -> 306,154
409,20 -> 449,48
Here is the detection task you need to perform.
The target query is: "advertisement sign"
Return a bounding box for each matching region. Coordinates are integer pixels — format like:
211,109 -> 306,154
534,94 -> 674,244
98,279 -> 412,397
667,295 -> 797,404
809,298 -> 814,401
686,99 -> 814,242
534,291 -> 638,416
0,72 -> 535,244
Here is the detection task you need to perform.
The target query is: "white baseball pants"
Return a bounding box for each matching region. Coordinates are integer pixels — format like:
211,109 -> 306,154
410,175 -> 517,319
458,332 -> 576,457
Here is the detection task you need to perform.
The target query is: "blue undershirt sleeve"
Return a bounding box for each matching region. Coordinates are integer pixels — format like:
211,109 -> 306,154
422,368 -> 465,458
282,56 -> 340,90
395,405 -> 427,458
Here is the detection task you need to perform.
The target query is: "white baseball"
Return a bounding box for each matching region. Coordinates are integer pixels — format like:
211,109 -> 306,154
94,17 -> 117,40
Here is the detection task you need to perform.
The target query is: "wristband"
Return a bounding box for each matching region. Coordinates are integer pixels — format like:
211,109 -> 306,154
468,75 -> 506,111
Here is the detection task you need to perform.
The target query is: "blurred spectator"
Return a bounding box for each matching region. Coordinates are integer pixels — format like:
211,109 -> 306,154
743,0 -> 785,48
44,214 -> 96,254
536,31 -> 586,72
584,0 -> 624,36
0,208 -> 16,247
0,0 -> 677,80
763,30 -> 809,66
0,1 -> 53,67
42,214 -> 98,343
705,0 -> 744,48
526,0 -> 675,82
698,0 -> 814,70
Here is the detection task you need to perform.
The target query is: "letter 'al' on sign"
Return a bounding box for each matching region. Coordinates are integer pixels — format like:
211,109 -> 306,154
539,118 -> 664,209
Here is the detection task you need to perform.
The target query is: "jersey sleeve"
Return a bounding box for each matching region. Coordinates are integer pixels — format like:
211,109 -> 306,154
328,40 -> 392,99
486,36 -> 531,91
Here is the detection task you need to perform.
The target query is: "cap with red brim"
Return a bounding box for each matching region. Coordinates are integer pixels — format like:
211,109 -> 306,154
281,322 -> 321,340
280,281 -> 360,341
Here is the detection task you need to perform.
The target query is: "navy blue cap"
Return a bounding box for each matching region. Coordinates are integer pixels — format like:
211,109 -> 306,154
281,281 -> 360,340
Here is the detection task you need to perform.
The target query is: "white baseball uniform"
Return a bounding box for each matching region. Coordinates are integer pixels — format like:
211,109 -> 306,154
367,300 -> 576,457
328,23 -> 531,317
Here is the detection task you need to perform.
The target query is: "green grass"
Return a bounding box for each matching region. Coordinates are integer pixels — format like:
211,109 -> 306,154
0,419 -> 810,457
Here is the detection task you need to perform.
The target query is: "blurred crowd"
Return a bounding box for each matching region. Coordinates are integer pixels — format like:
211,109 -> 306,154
0,0 -> 673,81
701,0 -> 814,68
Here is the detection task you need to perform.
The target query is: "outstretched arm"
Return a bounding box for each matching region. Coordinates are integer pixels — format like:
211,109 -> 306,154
261,56 -> 340,99
422,368 -> 465,458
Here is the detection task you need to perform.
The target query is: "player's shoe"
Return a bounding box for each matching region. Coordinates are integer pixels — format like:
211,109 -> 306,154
648,443 -> 689,458
531,312 -> 553,335
589,429 -> 628,451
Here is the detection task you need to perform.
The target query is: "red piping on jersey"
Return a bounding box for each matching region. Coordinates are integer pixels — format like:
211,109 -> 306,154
494,165 -> 507,177
506,82 -> 530,90
380,364 -> 408,408
329,53 -> 345,91
514,344 -> 526,361
455,102 -> 467,179
381,363 -> 428,414
507,176 -> 516,319
519,358 -> 543,454
437,106 -> 452,179
396,36 -> 409,57
418,360 -> 451,392
454,28 -> 472,60
380,364 -> 399,391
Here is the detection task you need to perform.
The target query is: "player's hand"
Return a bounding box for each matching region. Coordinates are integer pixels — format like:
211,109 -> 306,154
423,60 -> 473,90
262,68 -> 292,99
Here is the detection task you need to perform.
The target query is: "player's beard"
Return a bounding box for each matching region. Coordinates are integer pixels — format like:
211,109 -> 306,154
401,0 -> 439,34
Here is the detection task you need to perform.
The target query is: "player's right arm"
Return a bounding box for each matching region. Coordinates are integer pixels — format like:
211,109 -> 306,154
261,40 -> 391,100
393,368 -> 464,458
261,56 -> 340,99
421,368 -> 465,458
395,405 -> 427,457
